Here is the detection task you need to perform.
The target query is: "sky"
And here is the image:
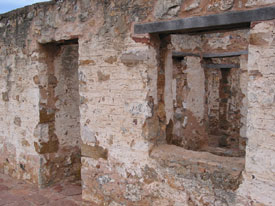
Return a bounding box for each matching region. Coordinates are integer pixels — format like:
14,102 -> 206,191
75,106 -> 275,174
0,0 -> 51,14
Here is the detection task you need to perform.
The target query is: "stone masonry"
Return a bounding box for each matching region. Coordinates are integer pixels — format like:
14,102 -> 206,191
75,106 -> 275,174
0,0 -> 275,205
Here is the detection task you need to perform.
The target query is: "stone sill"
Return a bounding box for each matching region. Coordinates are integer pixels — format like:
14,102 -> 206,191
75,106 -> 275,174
150,144 -> 245,190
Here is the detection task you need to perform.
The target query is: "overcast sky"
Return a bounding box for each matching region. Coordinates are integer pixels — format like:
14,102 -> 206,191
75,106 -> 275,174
0,0 -> 51,14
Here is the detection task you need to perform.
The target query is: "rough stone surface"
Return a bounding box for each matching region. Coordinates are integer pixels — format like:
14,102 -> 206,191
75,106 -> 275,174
220,0 -> 235,10
135,6 -> 275,34
184,0 -> 200,11
154,0 -> 183,19
245,0 -> 275,7
236,19 -> 275,206
0,0 -> 274,205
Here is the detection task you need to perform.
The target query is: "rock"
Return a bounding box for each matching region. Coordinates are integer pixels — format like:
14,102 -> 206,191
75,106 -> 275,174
104,56 -> 117,64
174,108 -> 183,120
81,144 -> 108,160
79,12 -> 88,22
185,0 -> 200,11
34,140 -> 59,154
154,0 -> 183,19
97,71 -> 110,82
120,52 -> 146,67
96,175 -> 112,185
244,0 -> 275,7
2,92 -> 9,102
124,184 -> 142,202
220,0 -> 234,11
14,116 -> 21,127
82,126 -> 96,144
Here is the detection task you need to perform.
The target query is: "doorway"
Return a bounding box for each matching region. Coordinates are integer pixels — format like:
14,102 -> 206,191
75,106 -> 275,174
37,39 -> 81,186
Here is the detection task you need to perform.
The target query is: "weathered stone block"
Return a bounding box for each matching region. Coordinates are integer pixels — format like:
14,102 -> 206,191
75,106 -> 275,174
220,0 -> 234,11
34,140 -> 59,154
97,71 -> 110,82
154,0 -> 183,19
81,144 -> 108,160
39,108 -> 55,123
13,116 -> 21,127
120,52 -> 146,67
2,92 -> 9,102
151,145 -> 244,190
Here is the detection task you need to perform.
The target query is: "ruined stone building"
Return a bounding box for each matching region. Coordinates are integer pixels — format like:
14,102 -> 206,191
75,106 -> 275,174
0,0 -> 275,205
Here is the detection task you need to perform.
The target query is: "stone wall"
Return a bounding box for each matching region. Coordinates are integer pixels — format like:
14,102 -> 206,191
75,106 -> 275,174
237,19 -> 275,206
0,0 -> 274,205
0,11 -> 41,182
152,0 -> 275,20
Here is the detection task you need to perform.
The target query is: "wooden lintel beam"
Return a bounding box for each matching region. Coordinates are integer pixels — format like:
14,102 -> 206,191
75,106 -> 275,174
202,64 -> 240,69
203,50 -> 248,58
172,50 -> 248,58
134,6 -> 275,34
172,51 -> 200,58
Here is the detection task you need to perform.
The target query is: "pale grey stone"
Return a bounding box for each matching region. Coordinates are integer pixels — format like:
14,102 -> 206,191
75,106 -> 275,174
154,0 -> 183,19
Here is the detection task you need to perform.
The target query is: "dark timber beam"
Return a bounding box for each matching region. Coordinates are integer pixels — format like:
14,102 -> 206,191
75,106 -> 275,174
173,51 -> 200,58
172,50 -> 248,58
40,38 -> 79,45
134,6 -> 275,34
202,64 -> 240,69
203,50 -> 248,58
